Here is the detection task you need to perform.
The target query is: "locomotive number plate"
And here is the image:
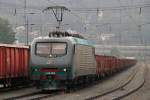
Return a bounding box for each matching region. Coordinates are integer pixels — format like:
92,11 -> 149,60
47,72 -> 56,75
47,59 -> 54,64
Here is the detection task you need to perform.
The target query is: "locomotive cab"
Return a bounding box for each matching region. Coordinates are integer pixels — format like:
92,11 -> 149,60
30,37 -> 75,89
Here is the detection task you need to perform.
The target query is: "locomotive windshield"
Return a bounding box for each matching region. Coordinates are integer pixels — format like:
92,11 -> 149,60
36,42 -> 67,57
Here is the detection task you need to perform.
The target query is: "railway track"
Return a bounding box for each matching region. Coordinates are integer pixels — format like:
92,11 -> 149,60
2,65 -> 142,100
3,71 -> 136,100
0,84 -> 33,93
85,64 -> 146,100
3,90 -> 62,100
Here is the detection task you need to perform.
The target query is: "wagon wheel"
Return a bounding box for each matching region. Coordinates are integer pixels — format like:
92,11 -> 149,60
3,79 -> 7,88
5,77 -> 12,88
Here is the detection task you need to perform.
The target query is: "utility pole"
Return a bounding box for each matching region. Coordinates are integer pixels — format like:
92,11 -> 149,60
24,0 -> 28,45
43,6 -> 70,30
26,17 -> 29,45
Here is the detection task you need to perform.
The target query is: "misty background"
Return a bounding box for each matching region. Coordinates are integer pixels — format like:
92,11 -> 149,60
0,0 -> 150,45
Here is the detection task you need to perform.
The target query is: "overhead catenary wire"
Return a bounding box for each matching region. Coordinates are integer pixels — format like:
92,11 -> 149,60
1,1 -> 150,29
0,0 -> 150,47
46,0 -> 89,30
0,2 -> 150,12
0,1 -> 150,27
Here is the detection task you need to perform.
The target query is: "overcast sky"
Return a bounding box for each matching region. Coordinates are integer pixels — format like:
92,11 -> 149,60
0,0 -> 150,45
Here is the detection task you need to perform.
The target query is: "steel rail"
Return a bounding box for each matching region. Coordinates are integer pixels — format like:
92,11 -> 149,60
4,90 -> 62,100
85,66 -> 138,100
112,65 -> 146,100
85,65 -> 145,100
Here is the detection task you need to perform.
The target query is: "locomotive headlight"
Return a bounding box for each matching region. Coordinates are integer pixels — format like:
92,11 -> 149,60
63,68 -> 67,72
34,68 -> 38,72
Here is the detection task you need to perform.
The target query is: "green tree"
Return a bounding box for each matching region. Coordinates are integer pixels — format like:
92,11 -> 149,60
0,17 -> 16,44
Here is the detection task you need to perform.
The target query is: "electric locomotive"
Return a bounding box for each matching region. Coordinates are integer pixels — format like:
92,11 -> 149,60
30,31 -> 96,90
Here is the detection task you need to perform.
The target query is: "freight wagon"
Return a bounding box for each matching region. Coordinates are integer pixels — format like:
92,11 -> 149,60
95,55 -> 137,77
30,31 -> 137,90
0,44 -> 29,87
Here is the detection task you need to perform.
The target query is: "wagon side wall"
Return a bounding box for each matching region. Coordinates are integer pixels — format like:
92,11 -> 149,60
0,45 -> 29,81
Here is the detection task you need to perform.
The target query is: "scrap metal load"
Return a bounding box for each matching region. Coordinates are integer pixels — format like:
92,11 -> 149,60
0,44 -> 29,87
95,55 -> 137,76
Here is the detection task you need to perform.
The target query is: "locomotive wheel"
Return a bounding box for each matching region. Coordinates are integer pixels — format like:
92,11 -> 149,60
64,80 -> 73,93
83,77 -> 87,85
86,76 -> 91,84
